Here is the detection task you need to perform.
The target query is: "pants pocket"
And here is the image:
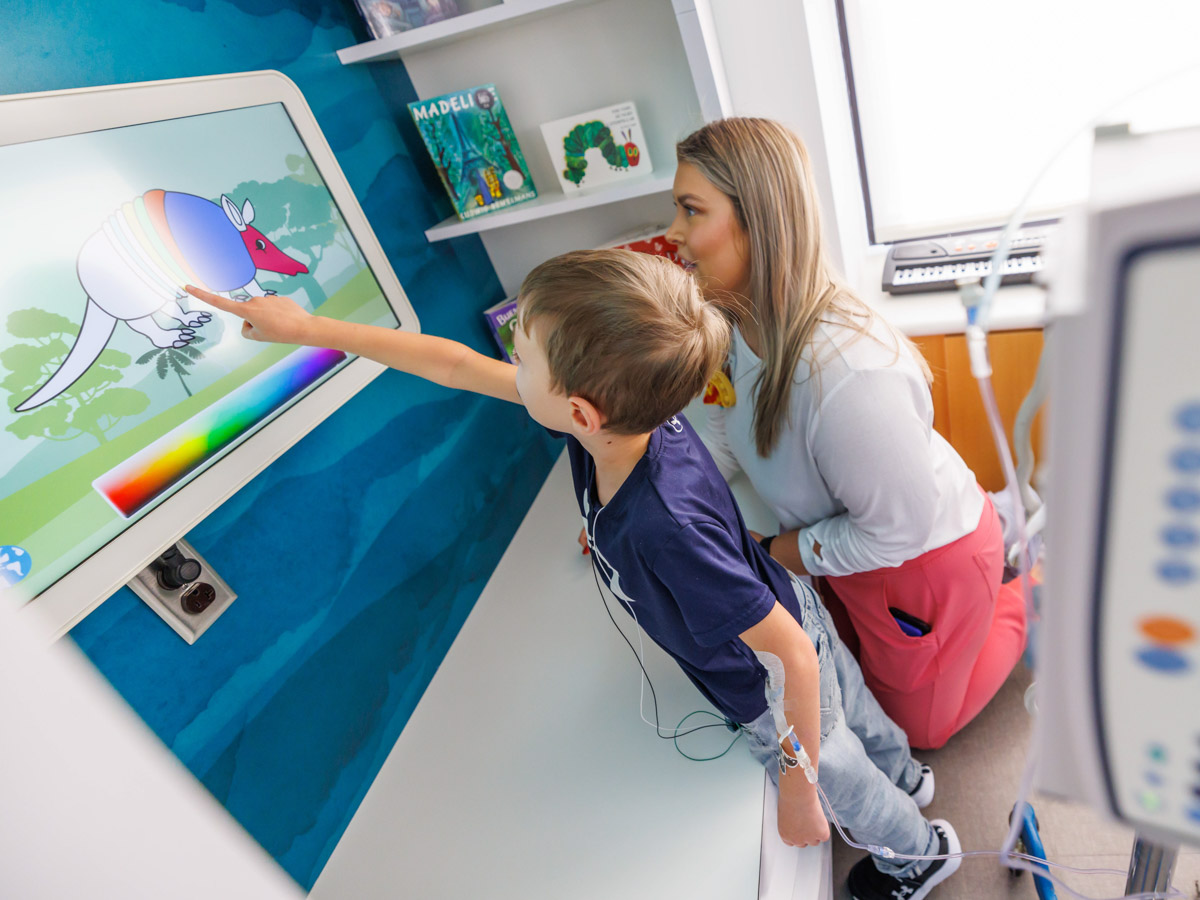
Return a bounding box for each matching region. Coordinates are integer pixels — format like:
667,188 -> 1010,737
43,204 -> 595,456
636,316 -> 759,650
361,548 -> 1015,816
814,627 -> 839,740
870,591 -> 942,693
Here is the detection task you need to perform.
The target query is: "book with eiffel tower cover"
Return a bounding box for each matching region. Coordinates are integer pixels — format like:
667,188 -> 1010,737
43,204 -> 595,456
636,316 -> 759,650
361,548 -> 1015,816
408,84 -> 537,221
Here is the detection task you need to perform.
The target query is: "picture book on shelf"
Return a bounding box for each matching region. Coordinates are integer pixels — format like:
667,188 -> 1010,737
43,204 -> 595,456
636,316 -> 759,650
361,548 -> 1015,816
353,0 -> 462,40
408,85 -> 537,221
483,297 -> 518,363
599,224 -> 683,268
540,101 -> 653,193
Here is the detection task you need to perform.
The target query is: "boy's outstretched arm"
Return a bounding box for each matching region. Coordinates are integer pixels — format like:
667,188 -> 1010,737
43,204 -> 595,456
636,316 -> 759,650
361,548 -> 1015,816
184,286 -> 521,405
740,603 -> 829,849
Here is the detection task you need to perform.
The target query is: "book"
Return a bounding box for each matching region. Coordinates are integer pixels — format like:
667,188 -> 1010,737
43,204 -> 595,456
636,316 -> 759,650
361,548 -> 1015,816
599,224 -> 684,268
483,297 -> 518,363
540,101 -> 653,193
408,85 -> 538,221
353,0 -> 461,39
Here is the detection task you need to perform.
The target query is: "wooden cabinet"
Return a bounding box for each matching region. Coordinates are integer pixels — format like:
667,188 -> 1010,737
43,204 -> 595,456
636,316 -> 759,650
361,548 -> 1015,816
912,329 -> 1044,492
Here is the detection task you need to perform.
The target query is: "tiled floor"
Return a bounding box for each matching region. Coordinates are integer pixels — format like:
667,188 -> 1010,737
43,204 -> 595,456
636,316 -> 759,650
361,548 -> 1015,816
830,663 -> 1200,899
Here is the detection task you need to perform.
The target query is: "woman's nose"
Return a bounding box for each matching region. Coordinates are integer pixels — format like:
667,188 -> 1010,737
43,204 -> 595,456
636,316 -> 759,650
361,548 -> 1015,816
665,217 -> 684,247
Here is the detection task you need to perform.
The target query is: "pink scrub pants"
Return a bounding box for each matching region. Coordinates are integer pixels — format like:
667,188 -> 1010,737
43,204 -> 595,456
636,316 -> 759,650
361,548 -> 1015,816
818,491 -> 1027,750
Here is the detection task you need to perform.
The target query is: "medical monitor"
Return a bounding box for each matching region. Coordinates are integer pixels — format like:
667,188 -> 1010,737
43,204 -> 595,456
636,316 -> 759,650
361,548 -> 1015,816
0,71 -> 419,638
1038,125 -> 1200,848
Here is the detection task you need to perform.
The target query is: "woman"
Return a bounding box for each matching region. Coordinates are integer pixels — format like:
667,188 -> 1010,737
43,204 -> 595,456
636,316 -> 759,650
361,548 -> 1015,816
667,117 -> 1026,750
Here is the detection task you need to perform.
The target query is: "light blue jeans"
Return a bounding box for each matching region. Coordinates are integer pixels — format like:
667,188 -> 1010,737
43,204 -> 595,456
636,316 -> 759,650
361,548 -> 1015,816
741,578 -> 939,878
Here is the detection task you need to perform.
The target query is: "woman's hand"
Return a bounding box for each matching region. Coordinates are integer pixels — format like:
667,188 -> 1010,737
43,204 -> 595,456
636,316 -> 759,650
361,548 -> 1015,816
748,528 -> 810,576
578,527 -> 590,555
184,285 -> 315,345
777,784 -> 830,848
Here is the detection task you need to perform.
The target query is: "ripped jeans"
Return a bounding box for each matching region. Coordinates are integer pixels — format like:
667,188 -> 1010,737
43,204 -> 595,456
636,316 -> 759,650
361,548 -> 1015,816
741,577 -> 939,878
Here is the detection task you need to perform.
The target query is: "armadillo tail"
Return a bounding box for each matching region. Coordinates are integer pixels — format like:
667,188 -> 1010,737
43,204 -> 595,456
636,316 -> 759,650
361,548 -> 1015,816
14,299 -> 118,412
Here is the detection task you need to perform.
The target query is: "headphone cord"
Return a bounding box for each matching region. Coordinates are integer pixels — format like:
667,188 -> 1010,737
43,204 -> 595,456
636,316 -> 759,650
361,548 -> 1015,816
589,556 -> 742,760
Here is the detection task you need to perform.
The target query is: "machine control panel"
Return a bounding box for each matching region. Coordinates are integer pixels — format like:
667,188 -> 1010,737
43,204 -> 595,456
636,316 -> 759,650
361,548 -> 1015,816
1095,237 -> 1200,843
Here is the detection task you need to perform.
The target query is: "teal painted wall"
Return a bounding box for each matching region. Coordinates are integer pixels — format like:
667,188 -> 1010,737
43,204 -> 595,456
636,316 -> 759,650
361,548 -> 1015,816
2,0 -> 557,888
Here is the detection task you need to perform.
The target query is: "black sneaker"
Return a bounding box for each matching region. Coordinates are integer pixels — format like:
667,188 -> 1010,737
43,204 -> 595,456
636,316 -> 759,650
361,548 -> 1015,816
847,818 -> 961,900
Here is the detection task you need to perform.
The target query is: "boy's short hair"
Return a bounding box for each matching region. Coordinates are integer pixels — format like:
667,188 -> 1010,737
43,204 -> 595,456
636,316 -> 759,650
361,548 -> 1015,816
518,249 -> 731,435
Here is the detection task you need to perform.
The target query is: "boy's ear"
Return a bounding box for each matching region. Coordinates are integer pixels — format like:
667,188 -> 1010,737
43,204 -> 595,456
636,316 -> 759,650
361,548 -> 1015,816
568,394 -> 605,435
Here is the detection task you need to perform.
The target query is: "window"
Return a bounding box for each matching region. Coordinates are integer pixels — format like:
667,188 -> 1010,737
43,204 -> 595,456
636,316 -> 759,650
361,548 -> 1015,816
836,1 -> 1200,243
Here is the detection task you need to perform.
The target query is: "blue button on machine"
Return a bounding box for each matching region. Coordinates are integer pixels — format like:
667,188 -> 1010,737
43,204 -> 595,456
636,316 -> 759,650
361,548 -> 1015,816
1173,448 -> 1200,472
1179,404 -> 1200,432
1145,770 -> 1165,786
1163,525 -> 1200,548
1158,561 -> 1196,584
1149,744 -> 1170,763
1188,807 -> 1200,825
1167,488 -> 1200,512
1137,647 -> 1191,674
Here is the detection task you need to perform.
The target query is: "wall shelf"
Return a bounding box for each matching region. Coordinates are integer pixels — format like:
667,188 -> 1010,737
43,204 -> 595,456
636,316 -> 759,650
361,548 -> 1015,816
424,171 -> 675,242
338,0 -> 729,294
337,0 -> 600,63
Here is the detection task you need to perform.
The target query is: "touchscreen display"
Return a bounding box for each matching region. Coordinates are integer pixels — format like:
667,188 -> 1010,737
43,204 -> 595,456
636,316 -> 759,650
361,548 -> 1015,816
0,102 -> 398,602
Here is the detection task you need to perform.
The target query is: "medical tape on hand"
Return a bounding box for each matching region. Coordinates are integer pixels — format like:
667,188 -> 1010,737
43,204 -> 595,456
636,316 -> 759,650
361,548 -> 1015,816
754,650 -> 818,783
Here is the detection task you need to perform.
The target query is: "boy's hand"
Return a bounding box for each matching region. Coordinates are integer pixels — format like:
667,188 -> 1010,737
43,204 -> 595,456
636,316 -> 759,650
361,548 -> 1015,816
184,285 -> 315,345
777,786 -> 830,848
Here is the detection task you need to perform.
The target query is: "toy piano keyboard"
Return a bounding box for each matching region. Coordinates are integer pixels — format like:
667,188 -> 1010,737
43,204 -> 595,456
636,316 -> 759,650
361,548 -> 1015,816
882,224 -> 1053,294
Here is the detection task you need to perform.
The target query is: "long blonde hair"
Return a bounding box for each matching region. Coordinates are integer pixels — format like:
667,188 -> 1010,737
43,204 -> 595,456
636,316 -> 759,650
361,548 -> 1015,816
676,118 -> 930,456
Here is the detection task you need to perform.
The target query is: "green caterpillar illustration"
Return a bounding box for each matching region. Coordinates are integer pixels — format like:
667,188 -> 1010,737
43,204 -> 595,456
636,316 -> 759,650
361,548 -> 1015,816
561,122 -> 641,186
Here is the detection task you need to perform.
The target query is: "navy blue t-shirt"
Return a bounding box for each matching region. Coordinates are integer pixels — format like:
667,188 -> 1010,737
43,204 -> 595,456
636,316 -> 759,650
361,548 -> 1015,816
561,414 -> 804,723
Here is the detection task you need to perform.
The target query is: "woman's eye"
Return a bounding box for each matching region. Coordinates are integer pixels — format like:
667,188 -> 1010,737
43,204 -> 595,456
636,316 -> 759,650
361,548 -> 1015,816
255,238 -> 266,250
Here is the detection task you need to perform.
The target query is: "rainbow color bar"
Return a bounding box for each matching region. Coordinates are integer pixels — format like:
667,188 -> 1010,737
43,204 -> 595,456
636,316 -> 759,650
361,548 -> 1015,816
94,347 -> 347,518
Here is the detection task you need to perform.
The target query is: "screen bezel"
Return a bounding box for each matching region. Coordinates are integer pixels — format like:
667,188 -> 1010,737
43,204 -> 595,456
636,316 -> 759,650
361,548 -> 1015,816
1,71 -> 421,638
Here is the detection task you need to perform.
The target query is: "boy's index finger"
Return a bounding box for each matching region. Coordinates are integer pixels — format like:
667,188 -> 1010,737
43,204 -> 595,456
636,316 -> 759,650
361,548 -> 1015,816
184,284 -> 242,315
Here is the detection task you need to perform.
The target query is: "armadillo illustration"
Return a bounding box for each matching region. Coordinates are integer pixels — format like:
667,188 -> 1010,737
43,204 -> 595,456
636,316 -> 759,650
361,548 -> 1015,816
14,190 -> 309,412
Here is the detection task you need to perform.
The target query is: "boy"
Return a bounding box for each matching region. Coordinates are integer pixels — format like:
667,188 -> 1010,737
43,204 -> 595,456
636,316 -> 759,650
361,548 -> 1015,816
185,251 -> 959,900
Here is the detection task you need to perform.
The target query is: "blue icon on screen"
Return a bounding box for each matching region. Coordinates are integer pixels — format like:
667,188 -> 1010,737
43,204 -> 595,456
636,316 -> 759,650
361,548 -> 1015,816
0,546 -> 32,588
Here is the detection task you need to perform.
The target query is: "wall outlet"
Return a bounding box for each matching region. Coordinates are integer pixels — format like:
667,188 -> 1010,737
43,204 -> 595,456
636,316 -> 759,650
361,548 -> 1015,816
127,539 -> 236,644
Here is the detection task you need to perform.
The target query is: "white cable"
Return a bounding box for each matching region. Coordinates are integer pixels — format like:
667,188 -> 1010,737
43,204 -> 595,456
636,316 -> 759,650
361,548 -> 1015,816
974,60 -> 1200,333
590,508 -> 715,739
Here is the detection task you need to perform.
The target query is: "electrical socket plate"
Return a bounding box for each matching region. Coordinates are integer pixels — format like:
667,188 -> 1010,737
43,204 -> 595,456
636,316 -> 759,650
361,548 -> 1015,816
127,539 -> 236,644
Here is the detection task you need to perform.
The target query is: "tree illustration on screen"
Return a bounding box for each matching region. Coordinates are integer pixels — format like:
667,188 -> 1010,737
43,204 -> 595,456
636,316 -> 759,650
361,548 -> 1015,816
225,155 -> 364,308
135,335 -> 206,397
2,308 -> 150,447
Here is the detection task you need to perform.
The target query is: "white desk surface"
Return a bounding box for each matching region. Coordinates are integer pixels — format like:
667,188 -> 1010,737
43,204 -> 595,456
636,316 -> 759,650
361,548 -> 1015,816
311,452 -> 827,899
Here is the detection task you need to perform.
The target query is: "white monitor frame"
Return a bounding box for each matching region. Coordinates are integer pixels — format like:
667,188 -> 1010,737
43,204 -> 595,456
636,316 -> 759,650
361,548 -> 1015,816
1,71 -> 420,640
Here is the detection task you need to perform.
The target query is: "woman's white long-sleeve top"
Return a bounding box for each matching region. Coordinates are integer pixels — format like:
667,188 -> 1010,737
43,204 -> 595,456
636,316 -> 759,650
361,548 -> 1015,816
702,314 -> 984,577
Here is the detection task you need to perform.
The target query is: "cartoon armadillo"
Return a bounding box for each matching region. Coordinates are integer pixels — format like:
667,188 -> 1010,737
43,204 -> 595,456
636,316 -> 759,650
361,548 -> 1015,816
14,190 -> 309,412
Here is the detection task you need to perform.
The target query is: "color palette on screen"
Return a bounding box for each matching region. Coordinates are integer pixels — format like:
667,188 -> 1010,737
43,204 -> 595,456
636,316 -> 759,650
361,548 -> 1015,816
94,347 -> 347,518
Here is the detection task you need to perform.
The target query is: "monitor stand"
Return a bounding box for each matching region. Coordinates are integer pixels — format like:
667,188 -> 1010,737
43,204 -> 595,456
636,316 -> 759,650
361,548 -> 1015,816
128,539 -> 236,644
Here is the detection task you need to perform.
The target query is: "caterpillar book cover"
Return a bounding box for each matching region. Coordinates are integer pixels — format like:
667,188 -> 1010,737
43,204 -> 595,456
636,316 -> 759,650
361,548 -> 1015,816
540,101 -> 653,193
